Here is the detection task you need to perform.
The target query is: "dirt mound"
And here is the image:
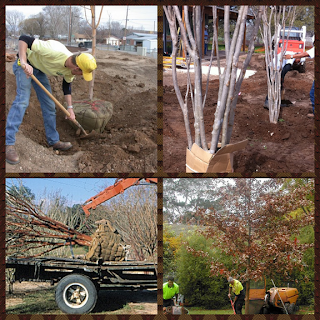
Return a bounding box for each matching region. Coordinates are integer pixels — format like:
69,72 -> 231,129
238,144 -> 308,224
6,48 -> 157,173
163,53 -> 314,173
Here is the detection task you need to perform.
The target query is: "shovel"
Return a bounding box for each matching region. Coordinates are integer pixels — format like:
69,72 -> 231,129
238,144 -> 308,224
18,59 -> 96,139
230,297 -> 236,315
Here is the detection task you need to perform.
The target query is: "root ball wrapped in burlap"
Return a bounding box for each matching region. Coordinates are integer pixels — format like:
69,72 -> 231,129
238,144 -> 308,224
70,99 -> 113,133
86,219 -> 126,262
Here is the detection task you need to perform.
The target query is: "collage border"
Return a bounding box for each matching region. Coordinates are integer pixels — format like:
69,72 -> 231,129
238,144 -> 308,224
1,1 -> 319,319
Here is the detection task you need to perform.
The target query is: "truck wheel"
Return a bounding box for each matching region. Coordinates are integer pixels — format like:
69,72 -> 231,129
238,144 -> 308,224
287,303 -> 296,314
55,274 -> 98,314
78,42 -> 84,48
298,63 -> 306,73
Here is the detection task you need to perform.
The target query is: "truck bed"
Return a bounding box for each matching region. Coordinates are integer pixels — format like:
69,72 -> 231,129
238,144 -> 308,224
6,256 -> 158,288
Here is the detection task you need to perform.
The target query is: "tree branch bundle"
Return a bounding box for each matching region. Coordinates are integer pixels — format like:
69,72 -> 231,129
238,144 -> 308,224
6,192 -> 92,258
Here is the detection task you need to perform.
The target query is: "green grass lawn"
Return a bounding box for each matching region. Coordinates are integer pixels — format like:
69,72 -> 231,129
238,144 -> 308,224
186,305 -> 313,315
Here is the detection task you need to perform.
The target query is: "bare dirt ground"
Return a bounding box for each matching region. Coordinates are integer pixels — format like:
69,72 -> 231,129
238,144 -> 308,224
6,47 -> 157,173
163,53 -> 314,173
6,281 -> 157,314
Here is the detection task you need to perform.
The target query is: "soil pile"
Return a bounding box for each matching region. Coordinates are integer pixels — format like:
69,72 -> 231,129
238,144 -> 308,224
6,47 -> 157,173
163,53 -> 314,173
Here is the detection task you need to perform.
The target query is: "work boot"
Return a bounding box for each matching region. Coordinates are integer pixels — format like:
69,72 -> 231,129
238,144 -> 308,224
51,141 -> 72,151
6,145 -> 20,165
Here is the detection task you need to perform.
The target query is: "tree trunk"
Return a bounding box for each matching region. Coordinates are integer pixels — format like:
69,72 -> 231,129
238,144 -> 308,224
262,6 -> 296,123
210,6 -> 246,153
87,6 -> 103,101
245,280 -> 250,314
221,6 -> 248,147
89,6 -> 96,100
164,6 -> 193,149
226,6 -> 263,144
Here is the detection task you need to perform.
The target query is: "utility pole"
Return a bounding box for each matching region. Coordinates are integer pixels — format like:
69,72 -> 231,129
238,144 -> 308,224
123,6 -> 129,51
108,12 -> 111,49
68,6 -> 72,45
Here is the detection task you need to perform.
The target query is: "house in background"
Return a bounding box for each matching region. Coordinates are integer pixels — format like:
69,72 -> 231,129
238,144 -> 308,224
125,32 -> 157,52
106,35 -> 121,46
73,33 -> 91,42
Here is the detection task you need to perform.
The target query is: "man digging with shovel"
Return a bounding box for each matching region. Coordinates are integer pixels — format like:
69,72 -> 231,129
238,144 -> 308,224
228,277 -> 245,314
6,35 -> 97,165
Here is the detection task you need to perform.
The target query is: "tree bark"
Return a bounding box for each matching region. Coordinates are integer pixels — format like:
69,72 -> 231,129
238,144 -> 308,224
226,6 -> 263,144
164,6 -> 193,149
262,6 -> 296,123
221,7 -> 248,147
210,6 -> 245,153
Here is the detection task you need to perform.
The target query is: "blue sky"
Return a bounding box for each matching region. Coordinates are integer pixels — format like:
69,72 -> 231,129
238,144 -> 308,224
6,178 -> 117,205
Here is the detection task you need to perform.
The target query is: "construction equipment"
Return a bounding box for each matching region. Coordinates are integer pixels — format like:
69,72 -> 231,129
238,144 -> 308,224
17,59 -> 96,139
263,280 -> 299,314
248,278 -> 299,314
163,23 -> 194,69
82,178 -> 157,216
81,178 -> 158,264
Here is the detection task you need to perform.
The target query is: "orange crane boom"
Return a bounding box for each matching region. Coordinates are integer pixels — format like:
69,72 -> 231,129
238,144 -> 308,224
82,178 -> 157,217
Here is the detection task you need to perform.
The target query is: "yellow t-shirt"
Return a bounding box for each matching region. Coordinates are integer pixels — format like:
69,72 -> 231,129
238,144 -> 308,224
229,279 -> 243,295
27,39 -> 75,83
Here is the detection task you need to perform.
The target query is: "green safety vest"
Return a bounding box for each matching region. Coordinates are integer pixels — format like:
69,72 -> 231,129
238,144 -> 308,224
163,282 -> 179,300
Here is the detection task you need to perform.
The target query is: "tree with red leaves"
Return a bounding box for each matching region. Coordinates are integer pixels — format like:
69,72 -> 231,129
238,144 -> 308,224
193,178 -> 313,314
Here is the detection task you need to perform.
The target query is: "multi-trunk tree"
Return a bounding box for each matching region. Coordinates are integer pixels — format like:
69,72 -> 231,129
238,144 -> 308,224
261,6 -> 296,123
163,6 -> 263,154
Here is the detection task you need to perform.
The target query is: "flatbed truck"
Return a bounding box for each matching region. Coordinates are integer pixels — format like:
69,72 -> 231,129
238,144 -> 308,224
6,256 -> 157,314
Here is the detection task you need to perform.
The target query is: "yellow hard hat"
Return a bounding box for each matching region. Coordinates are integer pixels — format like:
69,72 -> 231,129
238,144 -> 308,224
76,53 -> 97,81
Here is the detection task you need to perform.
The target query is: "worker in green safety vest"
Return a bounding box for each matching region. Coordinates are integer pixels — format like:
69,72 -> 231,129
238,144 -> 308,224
163,276 -> 179,307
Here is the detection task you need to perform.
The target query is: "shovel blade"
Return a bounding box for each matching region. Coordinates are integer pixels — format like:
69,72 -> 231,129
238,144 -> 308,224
78,130 -> 98,140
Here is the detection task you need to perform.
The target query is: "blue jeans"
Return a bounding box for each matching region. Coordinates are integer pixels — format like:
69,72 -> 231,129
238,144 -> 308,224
6,60 -> 60,146
310,81 -> 314,114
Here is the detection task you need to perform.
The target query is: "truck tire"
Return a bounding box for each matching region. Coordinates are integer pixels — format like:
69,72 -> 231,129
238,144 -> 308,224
55,274 -> 98,314
78,42 -> 84,48
287,303 -> 296,314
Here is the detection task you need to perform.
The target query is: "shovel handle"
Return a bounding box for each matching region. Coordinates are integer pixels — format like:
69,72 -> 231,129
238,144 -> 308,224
230,297 -> 236,315
18,60 -> 88,136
